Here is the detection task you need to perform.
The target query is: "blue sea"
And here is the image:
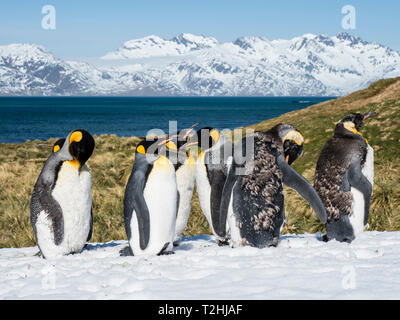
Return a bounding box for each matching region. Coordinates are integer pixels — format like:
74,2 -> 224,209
0,97 -> 334,143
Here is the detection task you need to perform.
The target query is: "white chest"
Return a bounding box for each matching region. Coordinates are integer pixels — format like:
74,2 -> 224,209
195,153 -> 212,227
174,159 -> 196,240
51,163 -> 92,249
129,160 -> 177,255
362,144 -> 374,186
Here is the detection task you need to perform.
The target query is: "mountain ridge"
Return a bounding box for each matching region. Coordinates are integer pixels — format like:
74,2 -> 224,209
1,32 -> 399,96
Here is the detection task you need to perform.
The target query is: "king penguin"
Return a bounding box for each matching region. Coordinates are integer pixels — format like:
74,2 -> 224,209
314,111 -> 375,243
218,124 -> 327,248
30,129 -> 95,259
122,138 -> 179,256
169,123 -> 200,246
193,127 -> 232,245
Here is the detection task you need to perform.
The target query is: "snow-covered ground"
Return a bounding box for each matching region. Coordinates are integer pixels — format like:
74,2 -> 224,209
1,231 -> 400,300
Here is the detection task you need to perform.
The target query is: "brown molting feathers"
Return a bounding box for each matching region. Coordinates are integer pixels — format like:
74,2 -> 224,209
314,137 -> 366,221
314,163 -> 353,221
240,131 -> 284,232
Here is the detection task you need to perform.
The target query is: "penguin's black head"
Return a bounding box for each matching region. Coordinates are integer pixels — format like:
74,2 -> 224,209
191,126 -> 220,152
68,129 -> 95,168
52,138 -> 66,153
135,139 -> 160,155
336,111 -> 376,137
138,123 -> 200,158
271,123 -> 304,165
283,139 -> 303,165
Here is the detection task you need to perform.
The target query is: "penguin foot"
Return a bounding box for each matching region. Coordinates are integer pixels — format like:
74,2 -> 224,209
119,246 -> 134,256
157,242 -> 173,255
269,237 -> 279,247
158,251 -> 175,256
321,234 -> 330,242
217,239 -> 230,247
173,240 -> 181,247
34,251 -> 44,258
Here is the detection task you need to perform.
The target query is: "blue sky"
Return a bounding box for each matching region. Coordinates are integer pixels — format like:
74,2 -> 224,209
0,0 -> 399,57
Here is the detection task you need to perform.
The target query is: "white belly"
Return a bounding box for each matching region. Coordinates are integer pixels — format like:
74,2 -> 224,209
349,145 -> 374,237
227,185 -> 243,247
36,162 -> 92,259
195,152 -> 230,239
174,159 -> 196,242
129,162 -> 177,256
195,152 -> 221,237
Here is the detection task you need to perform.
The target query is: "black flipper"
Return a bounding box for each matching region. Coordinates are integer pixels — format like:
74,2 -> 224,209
124,157 -> 151,251
31,171 -> 64,246
157,242 -> 174,255
219,161 -> 239,238
86,208 -> 93,242
176,190 -> 180,218
348,159 -> 372,225
34,251 -> 44,258
321,234 -> 330,242
209,168 -> 227,237
277,155 -> 327,224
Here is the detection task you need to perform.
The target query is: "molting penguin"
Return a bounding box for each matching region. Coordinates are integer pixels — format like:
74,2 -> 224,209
194,127 -> 232,245
122,138 -> 180,256
219,124 -> 327,248
314,111 -> 375,243
30,129 -> 95,259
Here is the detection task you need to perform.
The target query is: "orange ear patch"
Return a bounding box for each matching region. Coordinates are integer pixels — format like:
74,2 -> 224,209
69,131 -> 83,144
53,145 -> 60,153
137,145 -> 146,154
210,129 -> 220,143
166,141 -> 178,151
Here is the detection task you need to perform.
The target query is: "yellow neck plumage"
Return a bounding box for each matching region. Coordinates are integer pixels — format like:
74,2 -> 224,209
343,121 -> 368,143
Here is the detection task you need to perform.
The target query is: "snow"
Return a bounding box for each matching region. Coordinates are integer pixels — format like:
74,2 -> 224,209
1,32 -> 400,96
1,231 -> 400,299
101,33 -> 218,60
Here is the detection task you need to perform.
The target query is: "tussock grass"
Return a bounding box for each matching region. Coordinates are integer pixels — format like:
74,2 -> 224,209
250,77 -> 400,234
0,77 -> 399,247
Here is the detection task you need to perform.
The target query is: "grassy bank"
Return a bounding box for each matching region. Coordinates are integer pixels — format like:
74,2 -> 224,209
1,77 -> 399,247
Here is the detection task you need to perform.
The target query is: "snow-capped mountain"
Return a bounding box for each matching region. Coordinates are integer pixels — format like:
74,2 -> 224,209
102,33 -> 219,59
1,32 -> 400,96
0,44 -> 117,95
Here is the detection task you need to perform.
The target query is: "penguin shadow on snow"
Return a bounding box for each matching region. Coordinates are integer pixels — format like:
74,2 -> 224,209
279,232 -> 325,241
173,234 -> 216,252
83,242 -> 121,252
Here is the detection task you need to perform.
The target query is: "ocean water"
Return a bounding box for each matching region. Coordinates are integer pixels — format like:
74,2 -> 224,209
0,96 -> 334,143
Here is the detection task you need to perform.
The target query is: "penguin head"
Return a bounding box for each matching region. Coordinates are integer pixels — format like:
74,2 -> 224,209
65,129 -> 95,169
143,123 -> 200,159
335,111 -> 375,139
135,139 -> 160,156
191,126 -> 221,152
271,123 -> 304,165
52,138 -> 66,153
175,123 -> 200,157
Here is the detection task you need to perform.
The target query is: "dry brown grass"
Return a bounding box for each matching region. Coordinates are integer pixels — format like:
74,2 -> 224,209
0,77 -> 399,247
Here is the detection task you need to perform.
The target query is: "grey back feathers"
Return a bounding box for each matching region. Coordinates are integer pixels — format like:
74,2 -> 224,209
123,152 -> 152,250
